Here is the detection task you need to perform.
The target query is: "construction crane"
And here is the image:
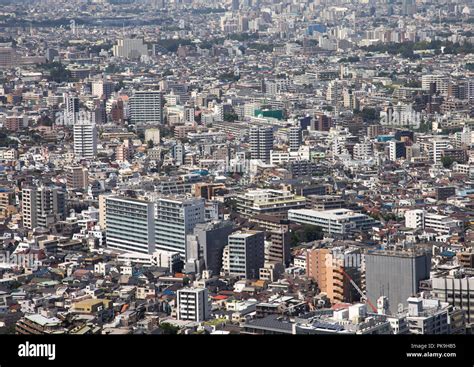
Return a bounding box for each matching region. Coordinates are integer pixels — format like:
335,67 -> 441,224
340,268 -> 377,313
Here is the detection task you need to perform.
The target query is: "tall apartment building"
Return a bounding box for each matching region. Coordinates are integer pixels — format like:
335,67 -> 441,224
421,74 -> 448,95
185,221 -> 234,275
112,38 -> 148,59
431,139 -> 450,163
130,91 -> 164,125
265,230 -> 292,267
388,140 -> 406,161
22,186 -> 66,229
105,196 -> 155,254
353,140 -> 373,160
288,126 -> 302,152
0,47 -> 17,68
226,231 -> 265,279
73,122 -> 97,159
176,287 -> 210,322
155,196 -> 206,259
0,188 -> 15,213
306,246 -> 362,304
91,79 -> 114,100
365,249 -> 431,314
250,126 -> 273,163
66,166 -> 89,190
64,94 -> 80,125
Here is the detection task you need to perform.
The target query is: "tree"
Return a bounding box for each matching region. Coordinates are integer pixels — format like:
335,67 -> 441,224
39,62 -> 72,83
147,140 -> 154,149
441,156 -> 454,168
224,112 -> 238,122
292,225 -> 323,244
159,323 -> 179,335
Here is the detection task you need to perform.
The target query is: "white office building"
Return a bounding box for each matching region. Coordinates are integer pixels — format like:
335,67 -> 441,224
73,122 -> 97,159
155,197 -> 205,259
288,208 -> 378,235
130,91 -> 164,125
112,38 -> 148,59
105,196 -> 156,254
176,287 -> 210,322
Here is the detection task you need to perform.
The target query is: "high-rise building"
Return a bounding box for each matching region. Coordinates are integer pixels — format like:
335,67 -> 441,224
432,139 -> 449,163
144,128 -> 161,145
185,221 -> 234,274
250,126 -> 273,163
402,0 -> 416,16
365,249 -> 431,314
0,47 -> 17,68
231,0 -> 240,11
130,91 -> 164,125
91,79 -> 114,100
306,246 -> 362,304
155,197 -> 206,259
21,186 -> 66,229
73,122 -> 97,159
227,231 -> 265,279
288,126 -> 302,152
66,166 -> 89,190
265,229 -> 291,267
388,140 -> 406,161
176,287 -> 210,322
64,94 -> 79,125
105,196 -> 156,254
112,38 -> 148,59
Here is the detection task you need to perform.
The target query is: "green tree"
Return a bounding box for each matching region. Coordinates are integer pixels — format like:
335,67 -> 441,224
441,156 -> 454,168
159,323 -> 179,335
292,225 -> 323,244
224,112 -> 238,122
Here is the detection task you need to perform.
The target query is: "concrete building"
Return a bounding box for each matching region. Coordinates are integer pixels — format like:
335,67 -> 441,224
226,231 -> 265,279
155,196 -> 206,259
73,121 -> 97,159
288,208 -> 378,236
66,166 -> 89,190
406,297 -> 450,334
91,79 -> 114,100
21,186 -> 66,230
306,246 -> 362,304
432,271 -> 474,327
105,196 -> 156,254
130,91 -> 163,125
112,38 -> 148,59
144,128 -> 161,145
405,210 -> 461,235
365,250 -> 431,314
250,126 -> 273,163
236,189 -> 306,218
185,221 -> 234,274
288,126 -> 302,152
266,229 -> 292,267
176,287 -> 210,322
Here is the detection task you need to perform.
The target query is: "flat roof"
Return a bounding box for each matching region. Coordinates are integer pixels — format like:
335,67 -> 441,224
289,208 -> 366,220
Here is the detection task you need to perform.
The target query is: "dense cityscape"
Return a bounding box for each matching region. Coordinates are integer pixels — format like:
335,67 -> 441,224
0,0 -> 473,340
